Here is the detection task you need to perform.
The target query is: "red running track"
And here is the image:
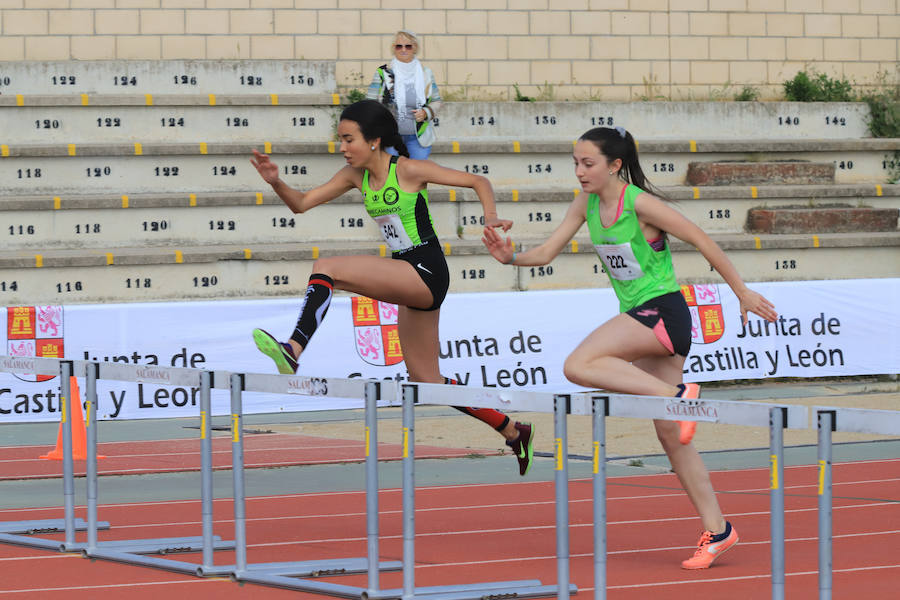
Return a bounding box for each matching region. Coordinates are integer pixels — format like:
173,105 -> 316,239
0,433 -> 503,480
0,458 -> 898,599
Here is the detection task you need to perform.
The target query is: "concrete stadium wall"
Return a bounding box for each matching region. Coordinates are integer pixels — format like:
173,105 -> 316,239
0,1 -> 897,101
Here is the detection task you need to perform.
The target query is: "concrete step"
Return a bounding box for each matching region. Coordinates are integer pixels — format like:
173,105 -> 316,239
460,184 -> 900,237
0,60 -> 336,96
0,96 -> 873,141
3,104 -> 339,144
429,101 -> 874,141
0,192 -> 457,250
1,139 -> 897,195
3,184 -> 897,250
1,232 -> 897,305
0,150 -> 325,194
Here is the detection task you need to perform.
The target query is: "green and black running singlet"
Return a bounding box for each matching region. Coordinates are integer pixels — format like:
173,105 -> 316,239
586,184 -> 680,312
362,155 -> 436,254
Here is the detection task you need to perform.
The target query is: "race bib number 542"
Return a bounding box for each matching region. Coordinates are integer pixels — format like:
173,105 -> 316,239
374,214 -> 414,252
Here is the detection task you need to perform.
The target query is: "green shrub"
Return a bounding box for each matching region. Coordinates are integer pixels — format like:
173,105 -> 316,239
513,83 -> 533,102
860,79 -> 900,138
345,88 -> 366,104
783,70 -> 854,102
735,85 -> 760,101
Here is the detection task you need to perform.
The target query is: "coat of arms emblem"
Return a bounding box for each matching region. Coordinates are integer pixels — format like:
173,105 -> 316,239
351,297 -> 404,366
681,284 -> 725,344
6,305 -> 64,382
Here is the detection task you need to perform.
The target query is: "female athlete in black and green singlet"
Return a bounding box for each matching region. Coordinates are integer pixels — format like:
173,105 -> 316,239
249,100 -> 535,476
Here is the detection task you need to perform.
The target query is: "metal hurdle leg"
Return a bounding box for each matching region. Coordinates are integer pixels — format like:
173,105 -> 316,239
231,373 -> 248,575
85,361 -> 99,554
197,371 -> 234,574
593,395 -> 609,600
60,361 -> 76,549
401,383 -> 416,600
554,394 -> 572,600
769,407 -> 787,600
365,381 -> 383,596
817,410 -> 834,600
84,369 -> 234,572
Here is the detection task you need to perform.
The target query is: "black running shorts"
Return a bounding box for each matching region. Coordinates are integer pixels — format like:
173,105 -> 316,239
392,239 -> 450,311
626,291 -> 693,357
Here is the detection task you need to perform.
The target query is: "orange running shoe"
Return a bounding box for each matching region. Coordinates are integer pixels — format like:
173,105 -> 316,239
675,383 -> 701,444
681,522 -> 738,569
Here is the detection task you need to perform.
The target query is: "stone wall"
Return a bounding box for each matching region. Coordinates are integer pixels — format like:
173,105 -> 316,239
0,0 -> 897,100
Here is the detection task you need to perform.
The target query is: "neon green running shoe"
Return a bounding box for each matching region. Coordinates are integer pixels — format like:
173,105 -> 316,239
252,328 -> 298,375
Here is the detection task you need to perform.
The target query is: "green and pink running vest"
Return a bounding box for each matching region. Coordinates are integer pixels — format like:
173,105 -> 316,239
586,184 -> 680,312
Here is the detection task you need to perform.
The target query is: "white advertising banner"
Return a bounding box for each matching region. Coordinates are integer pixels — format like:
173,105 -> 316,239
2,278 -> 898,423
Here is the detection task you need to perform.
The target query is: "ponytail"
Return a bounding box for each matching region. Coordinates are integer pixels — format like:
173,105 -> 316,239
391,133 -> 410,158
579,127 -> 670,201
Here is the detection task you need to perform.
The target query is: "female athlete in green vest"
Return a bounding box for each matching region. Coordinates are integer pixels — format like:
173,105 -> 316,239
482,126 -> 778,568
249,100 -> 535,476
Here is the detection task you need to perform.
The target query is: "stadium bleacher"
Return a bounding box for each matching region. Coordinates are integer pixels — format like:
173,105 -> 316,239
1,60 -> 898,304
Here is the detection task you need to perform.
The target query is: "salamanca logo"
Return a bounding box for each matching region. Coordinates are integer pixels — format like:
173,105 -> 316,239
135,367 -> 171,382
665,399 -> 719,421
286,377 -> 328,396
0,357 -> 36,371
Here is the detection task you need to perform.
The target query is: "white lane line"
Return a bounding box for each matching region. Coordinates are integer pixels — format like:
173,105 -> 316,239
0,578 -> 228,595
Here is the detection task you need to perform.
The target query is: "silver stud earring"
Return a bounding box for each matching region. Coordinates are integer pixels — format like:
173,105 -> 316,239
371,145 -> 376,150
609,171 -> 615,175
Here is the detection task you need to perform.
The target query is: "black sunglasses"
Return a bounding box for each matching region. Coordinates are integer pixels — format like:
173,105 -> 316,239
395,44 -> 414,50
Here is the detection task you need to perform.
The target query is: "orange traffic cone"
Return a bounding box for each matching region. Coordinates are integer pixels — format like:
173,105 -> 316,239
40,376 -> 103,460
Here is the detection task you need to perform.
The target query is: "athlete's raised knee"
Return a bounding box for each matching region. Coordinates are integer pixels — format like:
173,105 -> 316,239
563,355 -> 592,387
311,257 -> 339,279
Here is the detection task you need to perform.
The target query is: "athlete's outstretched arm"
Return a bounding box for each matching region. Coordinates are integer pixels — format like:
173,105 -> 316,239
635,193 -> 777,324
251,149 -> 356,214
483,193 -> 588,266
402,159 -> 512,231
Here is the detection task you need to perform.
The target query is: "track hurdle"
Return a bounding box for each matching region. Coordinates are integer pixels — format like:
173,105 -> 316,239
815,406 -> 900,600
581,393 -> 807,600
402,382 -> 808,600
367,383 -> 580,600
0,358 -> 111,549
79,361 -> 235,574
0,356 -> 235,571
225,371 -> 403,598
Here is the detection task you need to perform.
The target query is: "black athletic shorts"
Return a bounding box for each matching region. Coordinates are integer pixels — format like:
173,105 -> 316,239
393,238 -> 450,311
626,291 -> 693,357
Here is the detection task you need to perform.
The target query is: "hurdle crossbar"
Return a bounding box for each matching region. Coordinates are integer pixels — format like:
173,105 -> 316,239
815,406 -> 900,600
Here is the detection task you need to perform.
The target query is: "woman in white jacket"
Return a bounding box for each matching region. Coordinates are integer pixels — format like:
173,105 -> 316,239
367,29 -> 442,159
